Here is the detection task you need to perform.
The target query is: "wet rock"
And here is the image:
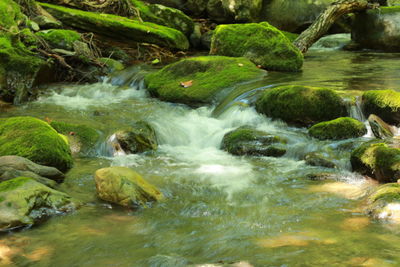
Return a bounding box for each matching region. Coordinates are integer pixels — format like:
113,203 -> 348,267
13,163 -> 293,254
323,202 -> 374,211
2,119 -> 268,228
40,3 -> 189,50
221,126 -> 287,157
112,121 -> 158,155
145,56 -> 265,105
362,90 -> 400,126
351,141 -> 400,183
200,30 -> 213,50
256,85 -> 348,127
98,58 -> 125,73
210,22 -> 303,72
0,117 -> 73,172
310,33 -> 351,50
94,166 -> 163,208
304,153 -> 337,169
207,0 -> 263,23
368,114 -> 396,139
352,6 -> 400,51
32,15 -> 62,29
367,183 -> 400,223
0,177 -> 79,231
308,117 -> 367,140
36,29 -> 81,51
0,155 -> 63,185
306,172 -> 338,181
149,4 -> 194,36
50,121 -> 100,155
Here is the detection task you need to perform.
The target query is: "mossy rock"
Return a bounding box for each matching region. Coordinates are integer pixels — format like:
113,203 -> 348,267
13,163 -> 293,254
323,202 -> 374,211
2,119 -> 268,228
149,4 -> 194,36
308,117 -> 367,140
210,22 -> 303,72
113,121 -> 158,154
0,117 -> 73,172
50,121 -> 100,155
36,29 -> 81,50
98,58 -> 125,73
362,90 -> 400,126
304,152 -> 337,169
94,166 -> 163,208
221,126 -> 287,157
144,56 -> 265,105
255,85 -> 348,127
367,183 -> 400,222
40,3 -> 189,50
368,114 -> 395,139
351,141 -> 400,183
0,177 -> 79,231
0,0 -> 24,29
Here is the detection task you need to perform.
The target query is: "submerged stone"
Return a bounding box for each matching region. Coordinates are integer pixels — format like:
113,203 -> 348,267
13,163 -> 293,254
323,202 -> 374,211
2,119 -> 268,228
39,3 -> 189,50
304,152 -> 337,169
362,90 -> 400,126
144,56 -> 265,105
0,177 -> 79,231
0,117 -> 73,172
221,126 -> 287,157
308,117 -> 367,140
210,22 -> 303,72
255,85 -> 348,127
94,167 -> 163,208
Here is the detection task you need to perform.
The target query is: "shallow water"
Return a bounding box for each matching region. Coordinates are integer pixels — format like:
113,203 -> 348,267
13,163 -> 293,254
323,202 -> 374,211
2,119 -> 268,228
2,49 -> 400,266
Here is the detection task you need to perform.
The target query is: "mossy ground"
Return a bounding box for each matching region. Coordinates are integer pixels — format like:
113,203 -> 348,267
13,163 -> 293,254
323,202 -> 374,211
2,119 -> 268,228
40,3 -> 189,50
145,56 -> 265,105
210,22 -> 303,72
256,85 -> 348,126
36,29 -> 81,50
308,117 -> 367,140
0,117 -> 73,172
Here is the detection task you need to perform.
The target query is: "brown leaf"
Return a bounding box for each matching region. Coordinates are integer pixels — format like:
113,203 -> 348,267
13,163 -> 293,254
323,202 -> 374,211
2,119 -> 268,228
44,117 -> 52,124
180,80 -> 193,88
238,63 -> 244,67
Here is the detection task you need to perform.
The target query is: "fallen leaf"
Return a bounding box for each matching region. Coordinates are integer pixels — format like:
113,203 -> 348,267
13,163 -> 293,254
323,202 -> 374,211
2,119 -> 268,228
69,132 -> 75,136
256,65 -> 262,68
151,59 -> 160,65
180,80 -> 193,88
238,63 -> 244,67
44,117 -> 52,123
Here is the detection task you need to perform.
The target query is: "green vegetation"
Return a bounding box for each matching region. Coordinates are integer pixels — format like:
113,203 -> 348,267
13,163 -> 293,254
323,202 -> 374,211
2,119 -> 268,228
256,85 -> 348,126
0,117 -> 73,172
0,177 -> 32,193
362,90 -> 400,125
145,56 -> 265,105
36,29 -> 81,50
210,22 -> 303,72
370,183 -> 400,203
308,117 -> 367,140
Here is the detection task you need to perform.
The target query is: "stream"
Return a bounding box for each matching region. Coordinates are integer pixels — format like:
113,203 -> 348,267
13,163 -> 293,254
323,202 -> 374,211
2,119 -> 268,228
2,47 -> 400,266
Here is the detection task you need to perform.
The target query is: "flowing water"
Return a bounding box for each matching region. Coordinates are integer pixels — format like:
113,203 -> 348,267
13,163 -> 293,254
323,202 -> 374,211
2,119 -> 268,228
2,48 -> 400,267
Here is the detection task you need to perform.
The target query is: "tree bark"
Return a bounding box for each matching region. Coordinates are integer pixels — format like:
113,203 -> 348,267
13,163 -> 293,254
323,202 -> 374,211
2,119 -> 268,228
293,0 -> 379,53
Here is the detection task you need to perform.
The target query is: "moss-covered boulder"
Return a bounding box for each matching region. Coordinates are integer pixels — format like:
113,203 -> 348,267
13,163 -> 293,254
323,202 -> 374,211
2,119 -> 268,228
94,166 -> 163,208
0,117 -> 73,172
149,4 -> 194,36
206,0 -> 263,23
256,85 -> 348,127
210,22 -> 303,72
304,152 -> 337,169
40,3 -> 189,50
36,29 -> 81,50
368,114 -> 395,139
351,141 -> 400,183
221,126 -> 287,157
0,177 -> 79,231
367,183 -> 400,222
308,117 -> 367,140
145,56 -> 265,105
362,90 -> 400,126
112,121 -> 158,155
50,121 -> 100,155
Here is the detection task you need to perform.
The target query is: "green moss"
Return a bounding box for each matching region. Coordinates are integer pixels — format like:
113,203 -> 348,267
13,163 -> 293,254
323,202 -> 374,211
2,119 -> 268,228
50,121 -> 100,152
256,85 -> 348,126
282,31 -> 299,42
39,3 -> 189,50
370,183 -> 400,203
0,117 -> 73,172
36,29 -> 81,50
98,58 -> 125,72
308,117 -> 367,140
378,6 -> 400,15
145,56 -> 265,105
362,90 -> 400,125
210,22 -> 303,72
0,0 -> 24,29
0,177 -> 32,193
351,141 -> 385,173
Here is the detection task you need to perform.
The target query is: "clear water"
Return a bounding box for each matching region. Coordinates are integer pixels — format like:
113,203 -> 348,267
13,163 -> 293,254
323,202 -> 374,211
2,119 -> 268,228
2,50 -> 400,267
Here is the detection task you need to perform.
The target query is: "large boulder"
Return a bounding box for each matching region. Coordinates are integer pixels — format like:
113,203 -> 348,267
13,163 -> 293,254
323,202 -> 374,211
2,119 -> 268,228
0,117 -> 73,172
149,4 -> 194,36
39,3 -> 189,50
351,141 -> 400,183
206,0 -> 263,23
0,155 -> 63,186
144,56 -> 265,105
352,7 -> 400,51
50,121 -> 100,155
112,121 -> 158,155
255,85 -> 348,126
0,177 -> 78,231
94,167 -> 163,208
210,22 -> 303,72
221,126 -> 287,157
362,90 -> 400,126
367,183 -> 400,223
368,114 -> 396,139
308,117 -> 367,140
